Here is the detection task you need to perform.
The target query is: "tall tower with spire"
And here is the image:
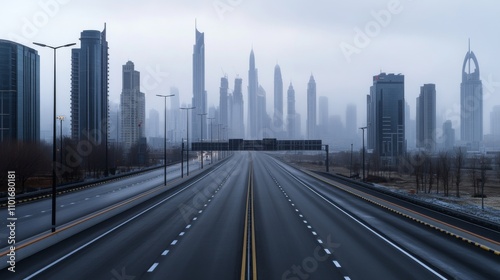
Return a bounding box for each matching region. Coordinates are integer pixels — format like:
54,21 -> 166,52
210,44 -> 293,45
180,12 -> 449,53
248,49 -> 259,139
192,23 -> 206,142
273,64 -> 284,135
307,74 -> 317,139
460,40 -> 483,150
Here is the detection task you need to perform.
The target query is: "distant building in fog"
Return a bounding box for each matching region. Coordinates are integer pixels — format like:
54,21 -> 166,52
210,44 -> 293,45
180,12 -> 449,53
346,104 -> 357,143
273,64 -> 284,135
232,77 -> 245,138
440,120 -> 455,151
287,83 -> 297,139
491,105 -> 500,136
318,96 -> 329,140
307,75 -> 317,139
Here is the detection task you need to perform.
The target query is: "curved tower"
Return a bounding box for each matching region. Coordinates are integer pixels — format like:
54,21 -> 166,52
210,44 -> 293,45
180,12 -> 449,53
460,41 -> 483,150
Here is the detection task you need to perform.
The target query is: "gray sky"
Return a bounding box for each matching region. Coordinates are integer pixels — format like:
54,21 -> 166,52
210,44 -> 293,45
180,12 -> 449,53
2,0 -> 500,138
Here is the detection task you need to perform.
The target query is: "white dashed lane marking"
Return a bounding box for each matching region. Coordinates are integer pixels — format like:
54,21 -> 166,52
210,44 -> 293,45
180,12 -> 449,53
147,263 -> 159,272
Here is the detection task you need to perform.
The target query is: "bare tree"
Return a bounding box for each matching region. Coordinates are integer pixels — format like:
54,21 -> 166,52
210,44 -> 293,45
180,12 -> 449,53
453,147 -> 465,198
470,156 -> 479,196
479,154 -> 490,198
439,151 -> 451,196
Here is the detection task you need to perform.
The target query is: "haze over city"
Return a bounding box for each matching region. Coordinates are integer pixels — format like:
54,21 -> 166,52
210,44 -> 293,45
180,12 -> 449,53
3,0 -> 500,140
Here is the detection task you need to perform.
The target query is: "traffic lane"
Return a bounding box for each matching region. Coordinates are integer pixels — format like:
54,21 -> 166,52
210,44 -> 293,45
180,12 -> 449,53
143,154 -> 248,279
270,155 -> 500,279
261,154 -> 446,279
252,154 -> 344,280
0,163 -> 195,247
318,172 -> 500,243
0,156 -> 239,279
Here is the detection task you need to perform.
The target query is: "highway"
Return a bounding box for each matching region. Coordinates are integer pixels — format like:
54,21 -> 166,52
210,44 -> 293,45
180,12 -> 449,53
0,160 -> 202,248
1,152 -> 499,279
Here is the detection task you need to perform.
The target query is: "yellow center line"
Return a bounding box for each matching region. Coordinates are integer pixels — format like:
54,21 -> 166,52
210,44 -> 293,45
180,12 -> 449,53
240,164 -> 251,280
251,165 -> 257,280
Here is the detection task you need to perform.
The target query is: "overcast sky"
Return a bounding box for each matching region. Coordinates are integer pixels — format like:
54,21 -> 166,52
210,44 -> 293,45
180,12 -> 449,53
2,0 -> 500,139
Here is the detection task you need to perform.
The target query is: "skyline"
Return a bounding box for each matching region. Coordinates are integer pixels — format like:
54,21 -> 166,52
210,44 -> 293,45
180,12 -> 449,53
2,1 -> 500,139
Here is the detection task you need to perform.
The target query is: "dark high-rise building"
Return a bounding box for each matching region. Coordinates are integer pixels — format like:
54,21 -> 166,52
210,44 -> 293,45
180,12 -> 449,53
367,73 -> 405,165
219,76 -> 228,131
416,84 -> 436,152
248,49 -> 258,139
232,77 -> 244,138
307,75 -> 317,139
0,40 -> 40,142
273,64 -> 283,134
287,83 -> 296,139
120,61 -> 145,149
192,25 -> 206,142
71,24 -> 109,143
460,42 -> 483,150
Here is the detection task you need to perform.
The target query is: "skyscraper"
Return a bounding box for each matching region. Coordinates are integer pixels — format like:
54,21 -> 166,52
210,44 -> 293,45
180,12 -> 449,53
148,109 -> 159,138
71,24 -> 109,143
307,75 -> 317,139
120,61 -> 145,149
0,40 -> 40,142
273,64 -> 283,135
232,77 -> 245,138
367,73 -> 405,165
192,25 -> 206,142
416,84 -> 436,152
257,85 -> 269,137
248,49 -> 258,139
287,83 -> 296,139
460,42 -> 483,150
219,76 -> 228,130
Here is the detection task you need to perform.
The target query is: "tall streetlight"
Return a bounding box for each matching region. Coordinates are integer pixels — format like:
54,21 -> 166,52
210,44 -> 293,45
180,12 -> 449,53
180,107 -> 195,176
156,94 -> 174,186
56,116 -> 65,169
207,117 -> 215,164
33,41 -> 75,233
197,113 -> 207,169
360,126 -> 367,182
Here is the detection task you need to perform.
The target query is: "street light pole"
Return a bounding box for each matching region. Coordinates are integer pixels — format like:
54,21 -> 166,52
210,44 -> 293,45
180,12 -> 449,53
33,41 -> 75,233
360,126 -> 367,182
180,107 -> 195,176
197,113 -> 207,169
207,117 -> 215,164
156,94 -> 174,186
